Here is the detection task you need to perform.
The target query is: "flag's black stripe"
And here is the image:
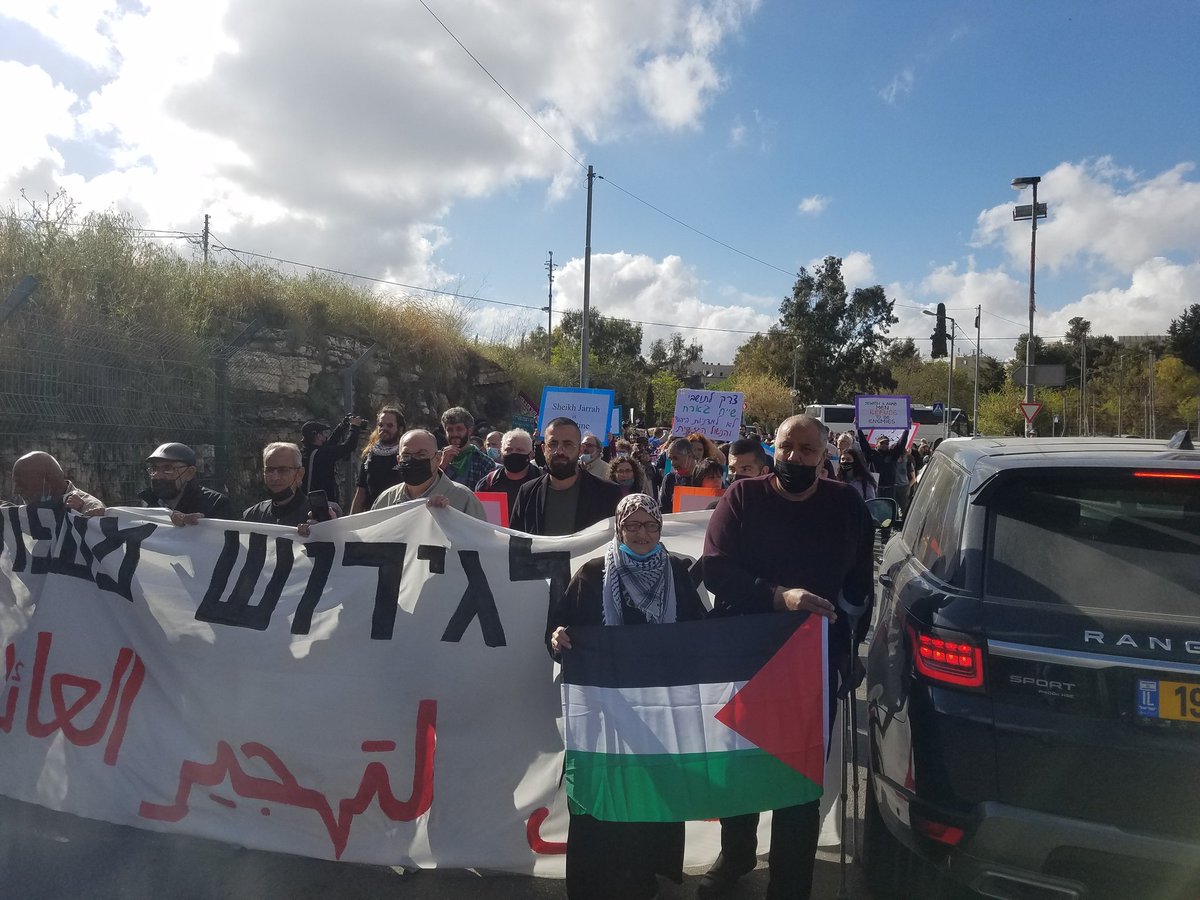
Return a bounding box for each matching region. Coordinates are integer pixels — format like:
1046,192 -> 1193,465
562,613 -> 803,689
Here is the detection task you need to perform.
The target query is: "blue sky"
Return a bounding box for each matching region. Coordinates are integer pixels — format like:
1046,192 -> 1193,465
3,1 -> 1199,363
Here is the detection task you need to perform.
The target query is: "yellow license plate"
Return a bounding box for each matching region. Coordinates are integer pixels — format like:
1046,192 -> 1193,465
1137,679 -> 1200,722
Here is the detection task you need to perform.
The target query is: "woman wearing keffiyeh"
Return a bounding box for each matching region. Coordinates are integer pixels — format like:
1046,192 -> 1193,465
548,493 -> 707,900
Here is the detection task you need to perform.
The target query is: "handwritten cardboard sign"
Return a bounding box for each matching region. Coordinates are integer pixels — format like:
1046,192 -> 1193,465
537,386 -> 615,441
670,390 -> 744,442
854,394 -> 911,431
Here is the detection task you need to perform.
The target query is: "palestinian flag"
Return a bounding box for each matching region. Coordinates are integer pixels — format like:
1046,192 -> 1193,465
561,612 -> 827,823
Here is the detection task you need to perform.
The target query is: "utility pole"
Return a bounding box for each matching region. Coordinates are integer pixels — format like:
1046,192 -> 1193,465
1149,350 -> 1157,439
1117,354 -> 1124,435
973,305 -> 981,436
580,165 -> 594,388
202,213 -> 210,265
543,251 -> 555,363
1080,338 -> 1087,436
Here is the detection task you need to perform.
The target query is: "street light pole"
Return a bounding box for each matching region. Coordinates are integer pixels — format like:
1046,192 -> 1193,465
1012,176 -> 1045,437
791,343 -> 800,414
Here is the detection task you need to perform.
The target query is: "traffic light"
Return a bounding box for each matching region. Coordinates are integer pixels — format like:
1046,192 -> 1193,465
931,302 -> 948,358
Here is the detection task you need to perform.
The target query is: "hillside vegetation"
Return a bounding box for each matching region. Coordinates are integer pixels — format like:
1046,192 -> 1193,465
0,194 -> 469,373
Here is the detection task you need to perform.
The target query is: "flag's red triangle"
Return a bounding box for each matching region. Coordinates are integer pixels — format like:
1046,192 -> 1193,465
714,616 -> 825,785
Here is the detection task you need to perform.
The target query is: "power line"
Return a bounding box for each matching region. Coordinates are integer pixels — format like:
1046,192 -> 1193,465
416,0 -> 586,171
597,176 -> 800,278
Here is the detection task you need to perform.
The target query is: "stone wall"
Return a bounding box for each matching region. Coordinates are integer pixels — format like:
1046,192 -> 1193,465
0,314 -> 516,512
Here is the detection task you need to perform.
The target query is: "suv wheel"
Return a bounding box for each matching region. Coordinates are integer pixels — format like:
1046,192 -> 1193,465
860,771 -> 956,898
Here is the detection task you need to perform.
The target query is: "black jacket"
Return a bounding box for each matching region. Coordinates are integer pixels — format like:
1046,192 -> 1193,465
858,428 -> 909,488
137,480 -> 238,520
510,468 -> 623,536
302,419 -> 362,505
548,554 -> 707,659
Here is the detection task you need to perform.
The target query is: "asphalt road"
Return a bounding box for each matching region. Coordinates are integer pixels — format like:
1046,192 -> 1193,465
1,675 -> 878,899
0,702 -> 873,900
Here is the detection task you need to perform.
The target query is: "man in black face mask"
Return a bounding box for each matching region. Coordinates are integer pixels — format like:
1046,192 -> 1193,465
475,428 -> 541,520
699,414 -> 874,900
243,443 -> 310,526
138,443 -> 237,521
371,429 -> 486,520
510,417 -> 622,536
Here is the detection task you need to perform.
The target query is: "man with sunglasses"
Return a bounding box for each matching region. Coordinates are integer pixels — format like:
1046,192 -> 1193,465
137,442 -> 237,521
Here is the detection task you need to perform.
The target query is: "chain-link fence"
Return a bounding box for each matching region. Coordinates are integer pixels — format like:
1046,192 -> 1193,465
0,308 -> 262,508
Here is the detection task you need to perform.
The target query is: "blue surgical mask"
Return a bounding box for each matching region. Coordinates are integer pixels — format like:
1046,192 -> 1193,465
619,542 -> 660,561
487,447 -> 501,461
580,453 -> 594,465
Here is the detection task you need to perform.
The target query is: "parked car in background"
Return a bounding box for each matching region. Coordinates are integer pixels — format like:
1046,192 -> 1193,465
863,434 -> 1200,900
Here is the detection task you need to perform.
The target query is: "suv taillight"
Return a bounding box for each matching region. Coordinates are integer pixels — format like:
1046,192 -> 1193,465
907,624 -> 985,690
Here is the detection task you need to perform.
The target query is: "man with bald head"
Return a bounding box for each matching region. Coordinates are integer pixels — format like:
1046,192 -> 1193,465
11,452 -> 104,515
699,414 -> 875,900
372,429 -> 486,520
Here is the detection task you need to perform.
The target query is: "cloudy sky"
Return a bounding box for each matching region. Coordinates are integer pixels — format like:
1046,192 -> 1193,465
3,1 -> 1199,363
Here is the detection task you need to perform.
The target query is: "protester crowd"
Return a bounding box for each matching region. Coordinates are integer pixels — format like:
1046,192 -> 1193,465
7,400 -> 931,900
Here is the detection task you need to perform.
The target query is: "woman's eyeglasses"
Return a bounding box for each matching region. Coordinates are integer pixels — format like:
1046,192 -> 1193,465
622,521 -> 661,535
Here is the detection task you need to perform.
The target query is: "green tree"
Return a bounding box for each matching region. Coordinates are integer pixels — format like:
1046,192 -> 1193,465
648,333 -> 703,385
731,372 -> 793,428
733,256 -> 898,402
1168,303 -> 1200,372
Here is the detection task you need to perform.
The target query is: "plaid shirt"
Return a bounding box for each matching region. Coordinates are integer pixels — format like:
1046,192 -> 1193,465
443,443 -> 497,488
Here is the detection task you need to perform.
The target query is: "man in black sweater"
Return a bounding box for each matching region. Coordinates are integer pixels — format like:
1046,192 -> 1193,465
700,414 -> 874,900
510,417 -> 622,536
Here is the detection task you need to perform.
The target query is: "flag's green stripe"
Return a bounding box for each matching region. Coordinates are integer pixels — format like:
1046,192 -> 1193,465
565,748 -> 822,823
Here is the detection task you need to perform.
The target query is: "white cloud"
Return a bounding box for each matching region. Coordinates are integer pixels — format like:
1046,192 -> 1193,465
841,251 -> 875,287
801,251 -> 875,288
1040,257 -> 1200,340
0,62 -> 77,189
974,158 -> 1200,274
2,0 -> 759,287
729,119 -> 747,147
467,251 -> 776,363
0,0 -> 123,70
797,194 -> 828,215
878,67 -> 913,105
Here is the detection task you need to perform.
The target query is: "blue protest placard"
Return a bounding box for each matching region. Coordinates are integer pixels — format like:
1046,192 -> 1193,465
537,386 -> 615,441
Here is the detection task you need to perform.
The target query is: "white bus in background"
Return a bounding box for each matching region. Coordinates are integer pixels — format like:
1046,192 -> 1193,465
804,403 -> 970,438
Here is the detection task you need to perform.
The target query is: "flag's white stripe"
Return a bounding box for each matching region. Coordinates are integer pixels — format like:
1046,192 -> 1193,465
562,681 -> 757,756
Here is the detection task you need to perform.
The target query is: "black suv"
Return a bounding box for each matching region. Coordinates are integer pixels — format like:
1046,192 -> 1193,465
863,436 -> 1200,900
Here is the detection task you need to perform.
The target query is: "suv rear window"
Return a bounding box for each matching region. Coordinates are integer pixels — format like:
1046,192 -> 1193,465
986,469 -> 1200,613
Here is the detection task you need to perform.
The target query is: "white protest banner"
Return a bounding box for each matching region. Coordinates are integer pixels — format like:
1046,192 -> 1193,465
670,389 -> 744,442
0,502 -> 718,875
854,394 -> 911,431
536,386 -> 615,441
609,406 -> 622,437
